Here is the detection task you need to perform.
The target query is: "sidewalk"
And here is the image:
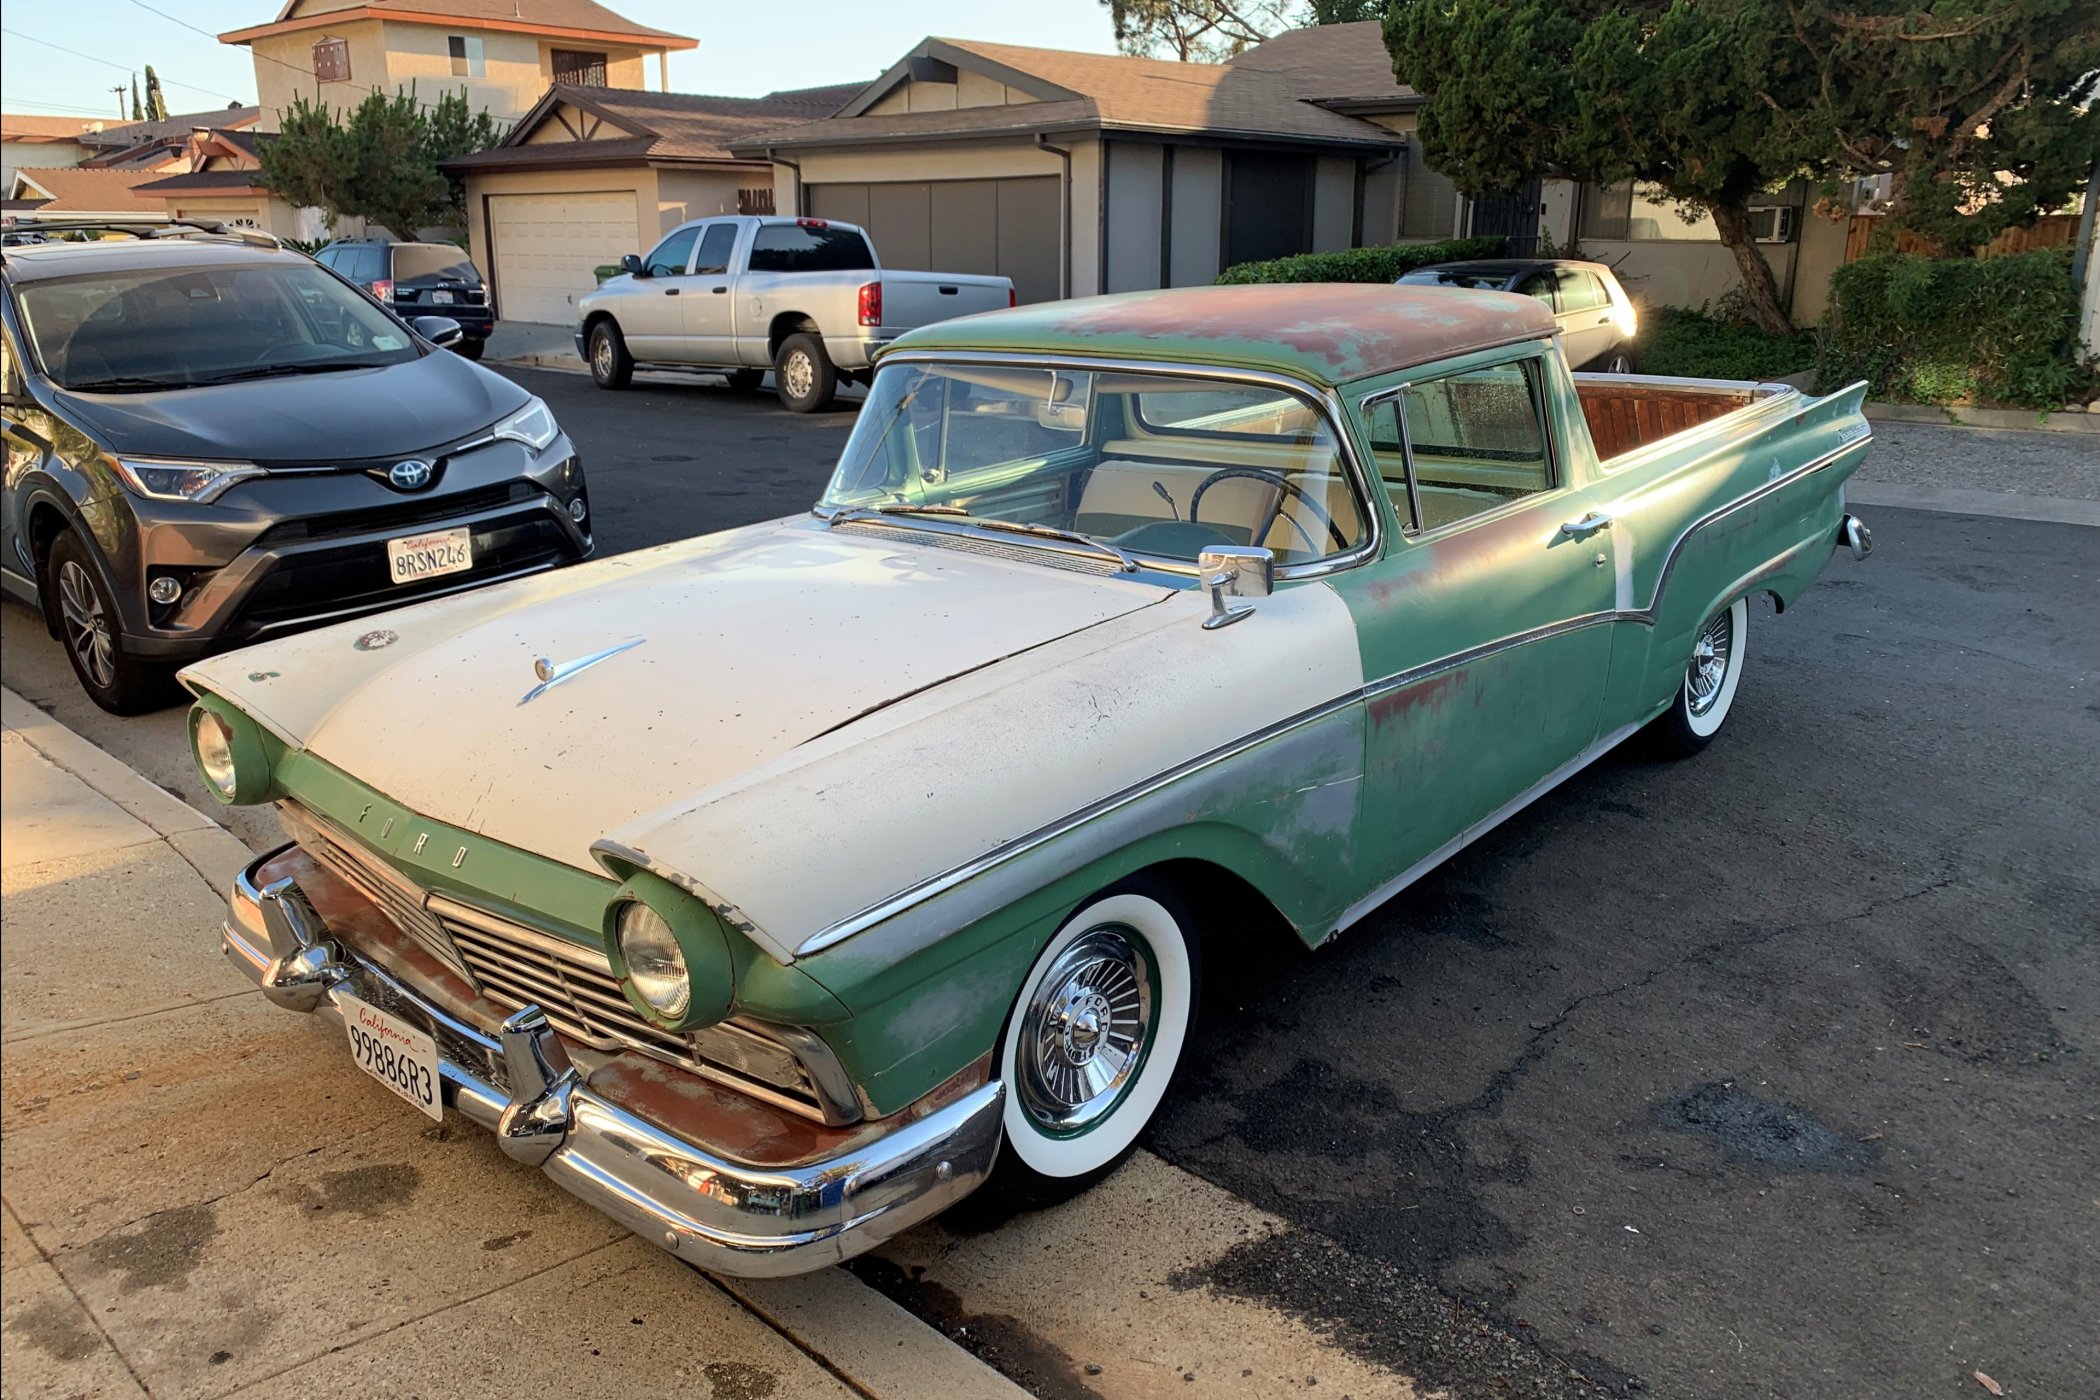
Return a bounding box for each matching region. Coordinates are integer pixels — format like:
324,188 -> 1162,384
0,691 -> 1024,1400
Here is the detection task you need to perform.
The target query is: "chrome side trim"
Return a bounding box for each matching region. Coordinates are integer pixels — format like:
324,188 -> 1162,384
865,350 -> 1385,583
1328,720 -> 1644,936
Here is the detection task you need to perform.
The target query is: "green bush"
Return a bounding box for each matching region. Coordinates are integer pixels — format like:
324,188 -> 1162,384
1818,249 -> 2093,410
1633,305 -> 1817,381
1215,235 -> 1509,285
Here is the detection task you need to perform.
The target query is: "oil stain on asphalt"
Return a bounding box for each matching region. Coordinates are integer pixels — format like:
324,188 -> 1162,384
1651,1083 -> 1875,1173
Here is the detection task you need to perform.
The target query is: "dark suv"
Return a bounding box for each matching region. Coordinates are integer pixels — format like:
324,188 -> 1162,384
1,225 -> 590,712
317,237 -> 495,359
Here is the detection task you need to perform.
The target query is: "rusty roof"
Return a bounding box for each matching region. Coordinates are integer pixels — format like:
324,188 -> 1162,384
883,283 -> 1558,388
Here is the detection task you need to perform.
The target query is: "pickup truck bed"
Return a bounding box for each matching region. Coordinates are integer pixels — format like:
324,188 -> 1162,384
1573,376 -> 1792,462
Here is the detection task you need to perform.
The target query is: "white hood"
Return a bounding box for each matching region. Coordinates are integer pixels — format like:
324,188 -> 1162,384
183,520 -> 1174,872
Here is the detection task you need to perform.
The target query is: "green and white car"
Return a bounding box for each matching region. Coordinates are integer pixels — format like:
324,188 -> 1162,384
186,283 -> 1874,1277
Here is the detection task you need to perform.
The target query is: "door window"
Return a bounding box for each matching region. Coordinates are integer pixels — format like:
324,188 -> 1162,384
643,227 -> 699,278
1368,358 -> 1555,533
1514,271 -> 1558,310
692,223 -> 738,276
1555,268 -> 1608,312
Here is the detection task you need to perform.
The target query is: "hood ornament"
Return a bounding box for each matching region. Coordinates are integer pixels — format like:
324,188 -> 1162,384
519,638 -> 645,705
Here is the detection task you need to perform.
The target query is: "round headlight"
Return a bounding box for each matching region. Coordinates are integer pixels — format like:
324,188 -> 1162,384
193,709 -> 238,800
617,901 -> 691,1020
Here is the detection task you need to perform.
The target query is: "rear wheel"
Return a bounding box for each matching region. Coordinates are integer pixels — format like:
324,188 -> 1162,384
773,332 -> 836,413
1601,347 -> 1635,374
724,368 -> 764,393
454,337 -> 486,361
46,531 -> 166,715
1644,596 -> 1748,757
982,878 -> 1200,1210
588,321 -> 633,389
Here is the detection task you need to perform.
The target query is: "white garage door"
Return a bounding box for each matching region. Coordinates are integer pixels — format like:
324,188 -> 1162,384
488,191 -> 637,325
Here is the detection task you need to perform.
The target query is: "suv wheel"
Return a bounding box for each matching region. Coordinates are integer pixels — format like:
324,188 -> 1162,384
46,531 -> 166,715
454,338 -> 487,361
588,321 -> 633,389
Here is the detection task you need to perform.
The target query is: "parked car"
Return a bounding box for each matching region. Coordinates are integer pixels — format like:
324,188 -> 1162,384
1397,257 -> 1640,372
575,214 -> 1014,411
316,237 -> 496,360
0,224 -> 589,713
186,283 -> 1873,1276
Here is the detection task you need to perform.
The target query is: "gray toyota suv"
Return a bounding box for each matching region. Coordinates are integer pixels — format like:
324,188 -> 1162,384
1,225 -> 591,712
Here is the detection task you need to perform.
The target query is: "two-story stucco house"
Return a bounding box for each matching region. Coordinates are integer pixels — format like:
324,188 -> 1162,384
219,0 -> 697,128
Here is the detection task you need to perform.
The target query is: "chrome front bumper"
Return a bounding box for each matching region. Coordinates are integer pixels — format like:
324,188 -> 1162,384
222,850 -> 1003,1278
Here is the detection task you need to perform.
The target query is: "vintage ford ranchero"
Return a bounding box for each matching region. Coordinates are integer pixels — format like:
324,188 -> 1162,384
184,284 -> 1874,1276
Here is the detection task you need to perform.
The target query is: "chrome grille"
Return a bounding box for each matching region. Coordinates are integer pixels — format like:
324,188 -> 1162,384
284,806 -> 477,983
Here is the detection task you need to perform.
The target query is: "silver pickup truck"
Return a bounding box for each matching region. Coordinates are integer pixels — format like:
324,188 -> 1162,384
574,215 -> 1013,412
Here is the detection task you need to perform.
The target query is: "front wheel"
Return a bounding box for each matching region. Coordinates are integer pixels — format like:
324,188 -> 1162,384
587,321 -> 632,389
982,879 -> 1200,1211
46,531 -> 167,715
454,337 -> 486,361
773,332 -> 836,413
1643,596 -> 1748,757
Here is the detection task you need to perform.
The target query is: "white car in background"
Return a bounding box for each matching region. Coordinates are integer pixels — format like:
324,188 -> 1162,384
1397,257 -> 1640,373
575,214 -> 1013,412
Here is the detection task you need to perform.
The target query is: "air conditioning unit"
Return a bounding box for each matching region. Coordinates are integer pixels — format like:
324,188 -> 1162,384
1748,205 -> 1798,244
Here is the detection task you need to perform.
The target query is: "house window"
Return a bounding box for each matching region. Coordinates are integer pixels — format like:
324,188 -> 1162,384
551,49 -> 609,86
312,37 -> 350,82
448,35 -> 485,78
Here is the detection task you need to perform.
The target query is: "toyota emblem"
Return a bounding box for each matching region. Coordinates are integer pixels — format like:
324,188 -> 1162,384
388,459 -> 435,491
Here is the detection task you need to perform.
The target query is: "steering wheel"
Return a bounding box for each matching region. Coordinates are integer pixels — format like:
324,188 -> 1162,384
1187,467 -> 1350,555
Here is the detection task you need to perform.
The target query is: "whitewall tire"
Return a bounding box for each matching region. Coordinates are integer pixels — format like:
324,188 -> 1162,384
987,882 -> 1198,1206
1645,596 -> 1749,756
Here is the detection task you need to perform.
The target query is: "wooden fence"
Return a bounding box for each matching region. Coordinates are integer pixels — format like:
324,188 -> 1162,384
1845,213 -> 2078,262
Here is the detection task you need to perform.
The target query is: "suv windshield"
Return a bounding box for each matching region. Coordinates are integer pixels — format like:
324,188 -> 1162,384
15,260 -> 419,391
820,363 -> 1368,569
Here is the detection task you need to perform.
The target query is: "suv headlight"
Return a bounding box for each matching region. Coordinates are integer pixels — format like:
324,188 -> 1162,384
617,900 -> 691,1020
492,397 -> 559,452
112,456 -> 264,504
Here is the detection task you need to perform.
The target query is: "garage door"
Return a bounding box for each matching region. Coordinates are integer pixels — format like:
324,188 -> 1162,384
487,191 -> 637,325
806,177 -> 1060,304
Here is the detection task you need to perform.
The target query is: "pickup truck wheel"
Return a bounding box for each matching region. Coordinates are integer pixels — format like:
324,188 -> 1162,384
983,879 -> 1199,1210
774,333 -> 836,413
724,369 -> 764,393
588,321 -> 633,389
1644,596 -> 1748,757
46,531 -> 168,715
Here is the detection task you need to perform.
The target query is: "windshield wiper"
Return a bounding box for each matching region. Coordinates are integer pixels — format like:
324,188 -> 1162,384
825,504 -> 1138,573
65,376 -> 183,393
190,360 -> 393,386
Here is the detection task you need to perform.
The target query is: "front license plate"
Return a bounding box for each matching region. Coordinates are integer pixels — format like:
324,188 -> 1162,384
431,289 -> 454,304
387,526 -> 472,584
341,996 -> 443,1121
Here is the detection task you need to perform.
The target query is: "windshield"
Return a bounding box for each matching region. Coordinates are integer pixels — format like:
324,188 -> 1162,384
820,363 -> 1369,569
15,261 -> 420,391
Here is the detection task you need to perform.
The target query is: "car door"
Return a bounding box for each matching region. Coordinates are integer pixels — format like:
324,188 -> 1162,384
619,225 -> 702,359
1554,268 -> 1616,367
1333,346 -> 1619,885
0,323 -> 45,591
677,222 -> 742,362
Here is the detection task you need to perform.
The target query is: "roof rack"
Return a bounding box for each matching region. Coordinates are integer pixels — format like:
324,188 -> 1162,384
0,215 -> 283,250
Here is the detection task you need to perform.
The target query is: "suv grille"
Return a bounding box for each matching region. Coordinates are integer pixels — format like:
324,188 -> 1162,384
280,804 -> 832,1120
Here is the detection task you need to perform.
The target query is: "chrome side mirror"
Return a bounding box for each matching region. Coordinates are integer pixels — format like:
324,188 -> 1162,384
1196,546 -> 1273,630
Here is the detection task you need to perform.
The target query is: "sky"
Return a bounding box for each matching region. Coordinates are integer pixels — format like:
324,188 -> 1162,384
0,0 -> 1125,122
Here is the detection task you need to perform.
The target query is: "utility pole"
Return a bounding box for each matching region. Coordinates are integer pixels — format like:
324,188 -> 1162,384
110,85 -> 128,118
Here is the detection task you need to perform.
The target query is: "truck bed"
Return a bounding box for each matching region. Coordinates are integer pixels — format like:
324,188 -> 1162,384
1573,375 -> 1795,465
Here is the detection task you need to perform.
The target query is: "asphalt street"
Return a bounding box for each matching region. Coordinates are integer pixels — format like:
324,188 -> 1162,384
3,364 -> 2093,1399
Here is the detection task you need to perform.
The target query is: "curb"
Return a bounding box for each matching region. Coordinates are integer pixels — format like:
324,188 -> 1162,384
1864,399 -> 2100,435
0,685 -> 1029,1400
0,686 -> 252,893
1845,482 -> 2100,527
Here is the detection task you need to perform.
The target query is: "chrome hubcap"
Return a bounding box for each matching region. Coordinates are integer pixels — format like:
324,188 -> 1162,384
592,333 -> 613,376
1018,928 -> 1153,1133
1686,610 -> 1733,716
781,351 -> 814,400
57,560 -> 115,689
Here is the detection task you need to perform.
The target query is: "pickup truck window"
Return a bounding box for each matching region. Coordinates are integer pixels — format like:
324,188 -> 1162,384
643,228 -> 699,278
693,224 -> 738,276
823,363 -> 1367,568
1368,359 -> 1554,532
749,224 -> 876,274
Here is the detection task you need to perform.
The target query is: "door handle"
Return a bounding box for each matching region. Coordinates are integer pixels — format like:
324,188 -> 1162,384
664,287 -> 681,296
1596,313 -> 1613,324
712,285 -> 728,294
1561,510 -> 1613,537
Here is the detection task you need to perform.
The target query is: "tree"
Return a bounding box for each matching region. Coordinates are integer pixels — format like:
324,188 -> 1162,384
418,88 -> 507,226
1100,0 -> 1297,60
1386,2 -> 1820,332
143,65 -> 167,122
260,87 -> 505,236
1308,0 -> 1383,21
1765,2 -> 2100,253
130,77 -> 144,123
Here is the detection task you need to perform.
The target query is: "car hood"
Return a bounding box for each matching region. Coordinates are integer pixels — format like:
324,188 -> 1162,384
52,352 -> 529,461
183,519 -> 1175,874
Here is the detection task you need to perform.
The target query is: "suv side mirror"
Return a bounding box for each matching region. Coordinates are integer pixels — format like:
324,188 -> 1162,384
412,315 -> 464,348
619,253 -> 646,278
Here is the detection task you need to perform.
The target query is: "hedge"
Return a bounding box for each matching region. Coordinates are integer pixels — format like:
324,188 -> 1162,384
1818,249 -> 2093,410
1215,235 -> 1509,285
1634,305 -> 1816,382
